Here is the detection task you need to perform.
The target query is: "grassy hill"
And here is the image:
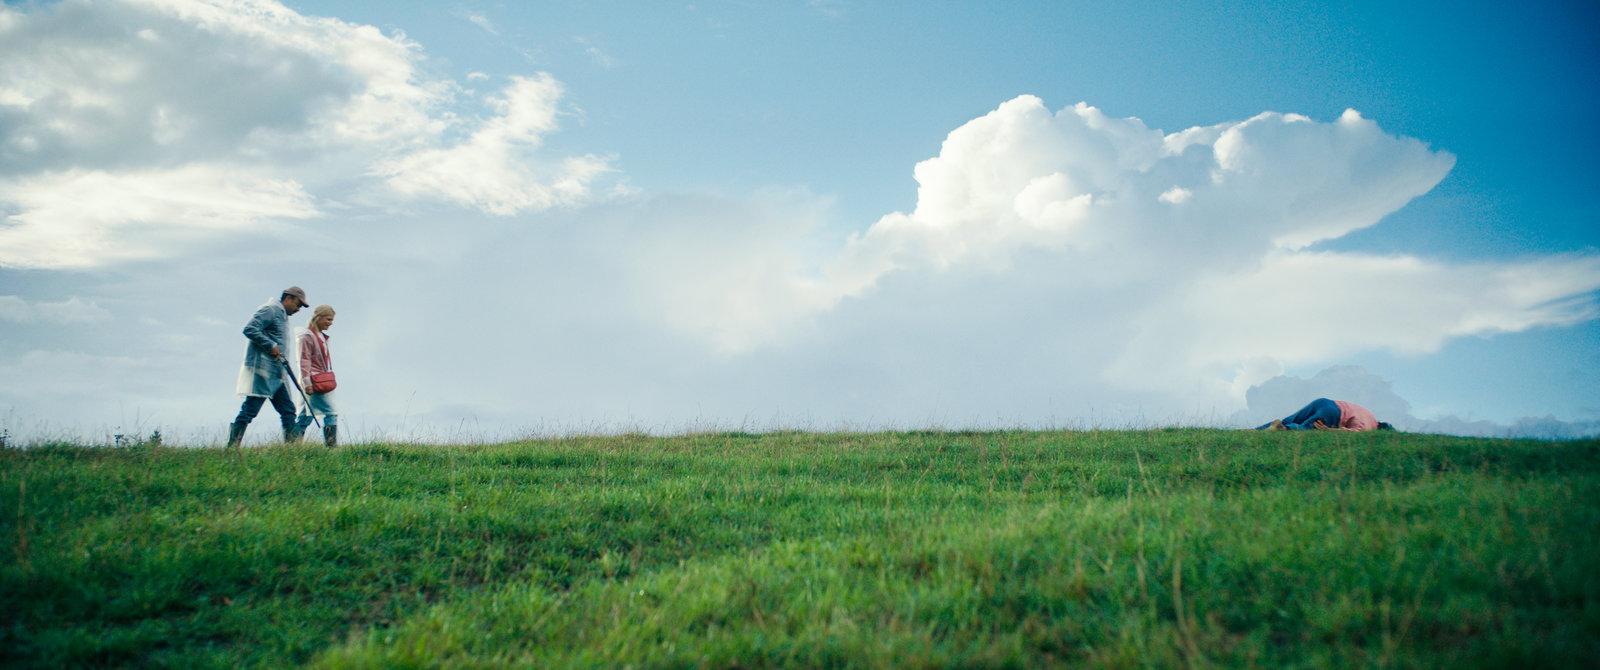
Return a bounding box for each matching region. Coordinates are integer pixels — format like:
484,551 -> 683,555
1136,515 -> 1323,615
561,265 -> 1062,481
3,429 -> 1597,668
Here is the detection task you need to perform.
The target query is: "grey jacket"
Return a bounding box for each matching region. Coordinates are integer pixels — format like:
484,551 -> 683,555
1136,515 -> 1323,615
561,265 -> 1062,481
237,301 -> 290,397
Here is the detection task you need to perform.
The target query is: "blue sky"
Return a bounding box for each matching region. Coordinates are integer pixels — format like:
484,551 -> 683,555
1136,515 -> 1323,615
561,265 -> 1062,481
1,0 -> 1597,442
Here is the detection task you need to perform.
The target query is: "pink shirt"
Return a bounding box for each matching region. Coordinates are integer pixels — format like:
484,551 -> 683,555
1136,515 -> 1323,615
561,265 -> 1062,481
1334,400 -> 1378,431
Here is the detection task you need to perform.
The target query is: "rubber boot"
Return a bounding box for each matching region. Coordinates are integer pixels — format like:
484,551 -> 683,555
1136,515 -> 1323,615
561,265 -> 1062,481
323,425 -> 337,448
284,424 -> 305,443
226,422 -> 247,448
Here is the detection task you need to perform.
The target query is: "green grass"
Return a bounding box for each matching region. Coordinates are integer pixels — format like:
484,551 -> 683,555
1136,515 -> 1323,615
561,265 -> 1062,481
3,429 -> 1597,668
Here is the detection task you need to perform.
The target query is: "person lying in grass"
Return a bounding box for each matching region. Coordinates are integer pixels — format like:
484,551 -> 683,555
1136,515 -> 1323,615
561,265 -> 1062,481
1258,397 -> 1395,431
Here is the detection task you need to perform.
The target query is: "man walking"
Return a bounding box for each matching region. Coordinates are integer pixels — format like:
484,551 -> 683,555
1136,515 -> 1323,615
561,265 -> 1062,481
227,287 -> 309,448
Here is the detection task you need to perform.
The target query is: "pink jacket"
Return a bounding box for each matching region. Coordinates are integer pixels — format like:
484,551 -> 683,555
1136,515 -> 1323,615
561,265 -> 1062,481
298,329 -> 332,389
1333,400 -> 1378,431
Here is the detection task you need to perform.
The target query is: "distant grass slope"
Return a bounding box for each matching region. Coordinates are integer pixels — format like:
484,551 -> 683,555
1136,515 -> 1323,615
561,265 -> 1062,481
3,429 -> 1597,668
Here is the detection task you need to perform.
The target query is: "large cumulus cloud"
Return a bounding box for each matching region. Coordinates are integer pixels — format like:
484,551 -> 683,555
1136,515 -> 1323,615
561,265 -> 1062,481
652,97 -> 1487,354
622,96 -> 1600,417
825,101 -> 1458,293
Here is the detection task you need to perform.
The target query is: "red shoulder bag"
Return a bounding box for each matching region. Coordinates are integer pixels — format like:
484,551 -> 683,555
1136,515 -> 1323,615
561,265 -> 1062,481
307,332 -> 337,393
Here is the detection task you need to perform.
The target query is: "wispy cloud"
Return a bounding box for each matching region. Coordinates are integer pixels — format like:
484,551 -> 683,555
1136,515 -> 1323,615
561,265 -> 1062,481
0,296 -> 113,325
377,74 -> 614,215
460,10 -> 497,35
572,37 -> 616,68
809,0 -> 847,19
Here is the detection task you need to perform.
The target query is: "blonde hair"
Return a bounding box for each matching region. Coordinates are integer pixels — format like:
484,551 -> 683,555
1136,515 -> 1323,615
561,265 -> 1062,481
310,304 -> 335,331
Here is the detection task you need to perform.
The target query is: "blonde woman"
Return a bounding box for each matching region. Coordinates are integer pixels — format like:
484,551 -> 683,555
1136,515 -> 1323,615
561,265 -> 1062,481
295,304 -> 340,446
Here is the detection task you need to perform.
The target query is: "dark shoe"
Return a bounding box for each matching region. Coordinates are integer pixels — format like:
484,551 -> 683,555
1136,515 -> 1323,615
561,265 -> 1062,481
227,422 -> 247,448
284,425 -> 306,443
323,425 -> 337,448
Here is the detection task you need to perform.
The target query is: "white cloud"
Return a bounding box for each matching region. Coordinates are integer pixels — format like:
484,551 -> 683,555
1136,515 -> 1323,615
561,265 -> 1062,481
0,166 -> 318,268
572,37 -> 616,68
1105,251 -> 1600,399
0,295 -> 113,325
621,96 -> 1599,414
461,11 -> 497,35
824,98 -> 1458,298
378,75 -> 613,215
0,0 -> 610,269
0,0 -> 437,172
587,190 -> 844,352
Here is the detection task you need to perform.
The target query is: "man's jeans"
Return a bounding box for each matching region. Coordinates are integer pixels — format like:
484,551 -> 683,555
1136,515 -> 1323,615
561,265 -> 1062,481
235,385 -> 296,429
1261,397 -> 1342,430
